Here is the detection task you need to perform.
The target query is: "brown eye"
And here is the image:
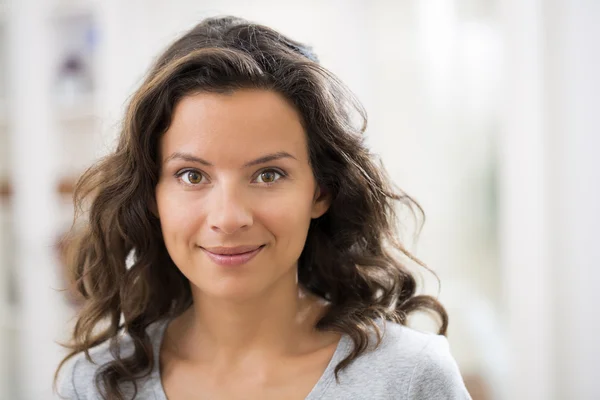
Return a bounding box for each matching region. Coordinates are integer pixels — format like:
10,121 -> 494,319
255,169 -> 283,184
261,171 -> 276,183
181,170 -> 203,185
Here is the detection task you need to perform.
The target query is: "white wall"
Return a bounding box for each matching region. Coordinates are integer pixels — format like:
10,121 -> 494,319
498,0 -> 552,398
545,0 -> 600,398
500,0 -> 600,398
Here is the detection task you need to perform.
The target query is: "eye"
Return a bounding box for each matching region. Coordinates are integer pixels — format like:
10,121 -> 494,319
176,169 -> 205,185
255,169 -> 285,185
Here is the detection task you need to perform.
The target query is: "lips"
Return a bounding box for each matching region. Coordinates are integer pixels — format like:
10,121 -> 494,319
202,245 -> 264,255
200,245 -> 265,267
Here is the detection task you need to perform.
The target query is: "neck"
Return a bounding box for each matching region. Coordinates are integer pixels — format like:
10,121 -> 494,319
170,272 -> 327,364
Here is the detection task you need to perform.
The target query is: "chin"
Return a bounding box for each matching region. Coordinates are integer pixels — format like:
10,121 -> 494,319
185,259 -> 297,302
191,278 -> 268,302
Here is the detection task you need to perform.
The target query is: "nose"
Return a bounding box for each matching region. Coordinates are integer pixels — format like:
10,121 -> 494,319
206,182 -> 253,235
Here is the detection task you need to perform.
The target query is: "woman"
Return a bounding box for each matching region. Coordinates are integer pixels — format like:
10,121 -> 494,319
55,15 -> 471,400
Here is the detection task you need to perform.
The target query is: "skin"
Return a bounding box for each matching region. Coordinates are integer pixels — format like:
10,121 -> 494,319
154,89 -> 340,399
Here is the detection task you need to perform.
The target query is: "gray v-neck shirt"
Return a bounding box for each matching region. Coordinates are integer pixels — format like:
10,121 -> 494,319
58,318 -> 471,399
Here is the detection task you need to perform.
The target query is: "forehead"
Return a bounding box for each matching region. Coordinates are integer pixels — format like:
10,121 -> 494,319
161,89 -> 309,163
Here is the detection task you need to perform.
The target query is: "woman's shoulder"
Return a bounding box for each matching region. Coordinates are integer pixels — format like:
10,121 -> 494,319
329,319 -> 471,399
56,319 -> 168,399
378,320 -> 460,367
377,319 -> 443,354
356,319 -> 461,374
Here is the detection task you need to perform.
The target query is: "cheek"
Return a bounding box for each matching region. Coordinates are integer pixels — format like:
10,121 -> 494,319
258,191 -> 314,252
156,188 -> 201,250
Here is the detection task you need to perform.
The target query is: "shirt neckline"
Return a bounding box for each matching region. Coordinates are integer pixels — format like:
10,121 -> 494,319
149,318 -> 351,400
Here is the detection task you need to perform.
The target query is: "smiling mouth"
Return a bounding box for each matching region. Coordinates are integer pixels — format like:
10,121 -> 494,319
202,245 -> 265,255
200,245 -> 265,267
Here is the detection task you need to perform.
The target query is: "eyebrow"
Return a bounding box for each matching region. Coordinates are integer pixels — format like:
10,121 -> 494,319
164,151 -> 297,168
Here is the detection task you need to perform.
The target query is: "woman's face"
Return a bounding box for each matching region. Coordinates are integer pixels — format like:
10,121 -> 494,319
155,89 -> 330,301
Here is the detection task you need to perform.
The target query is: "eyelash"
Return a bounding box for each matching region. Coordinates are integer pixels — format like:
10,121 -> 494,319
174,168 -> 288,187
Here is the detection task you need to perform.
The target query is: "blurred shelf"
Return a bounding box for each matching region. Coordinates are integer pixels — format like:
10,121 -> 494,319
0,176 -> 78,201
0,98 -> 7,127
0,95 -> 99,126
51,0 -> 96,20
0,1 -> 95,23
0,306 -> 20,331
57,177 -> 77,195
0,180 -> 9,200
53,93 -> 98,123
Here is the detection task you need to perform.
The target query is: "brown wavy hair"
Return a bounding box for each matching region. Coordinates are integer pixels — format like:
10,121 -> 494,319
54,15 -> 448,400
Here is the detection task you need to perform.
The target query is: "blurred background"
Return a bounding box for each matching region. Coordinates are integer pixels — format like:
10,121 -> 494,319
0,0 -> 598,399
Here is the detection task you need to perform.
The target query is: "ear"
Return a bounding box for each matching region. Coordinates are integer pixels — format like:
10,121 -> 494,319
311,185 -> 331,219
